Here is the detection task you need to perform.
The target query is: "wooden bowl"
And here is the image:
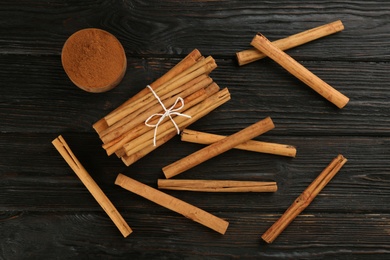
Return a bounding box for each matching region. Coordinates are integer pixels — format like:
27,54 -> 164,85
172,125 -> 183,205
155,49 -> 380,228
61,28 -> 127,93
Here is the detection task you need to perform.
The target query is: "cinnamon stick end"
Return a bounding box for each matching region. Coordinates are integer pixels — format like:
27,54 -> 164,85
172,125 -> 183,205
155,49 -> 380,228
115,173 -> 126,187
261,233 -> 274,244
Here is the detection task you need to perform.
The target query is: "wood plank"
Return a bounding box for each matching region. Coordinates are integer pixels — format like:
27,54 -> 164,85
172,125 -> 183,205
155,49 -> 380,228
1,211 -> 389,258
0,0 -> 389,258
0,1 -> 388,61
0,55 -> 389,135
1,133 -> 389,213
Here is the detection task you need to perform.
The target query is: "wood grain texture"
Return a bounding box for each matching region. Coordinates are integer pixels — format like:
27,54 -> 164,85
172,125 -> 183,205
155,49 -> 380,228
1,0 -> 390,259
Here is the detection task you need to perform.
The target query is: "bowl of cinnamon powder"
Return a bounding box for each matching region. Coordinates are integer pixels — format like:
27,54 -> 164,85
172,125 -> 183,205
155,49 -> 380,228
61,28 -> 127,93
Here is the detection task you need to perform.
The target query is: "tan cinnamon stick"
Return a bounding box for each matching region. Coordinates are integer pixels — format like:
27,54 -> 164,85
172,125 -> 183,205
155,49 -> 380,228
115,174 -> 229,234
52,135 -> 132,238
99,75 -> 211,142
237,20 -> 344,66
113,83 -> 223,159
93,49 -> 202,134
151,49 -> 203,90
162,117 -> 275,179
121,131 -> 177,166
108,84 -> 217,157
104,57 -> 216,126
181,129 -> 296,157
101,75 -> 213,146
261,154 -> 347,243
121,87 -> 230,166
158,179 -> 277,192
123,86 -> 228,157
251,34 -> 349,109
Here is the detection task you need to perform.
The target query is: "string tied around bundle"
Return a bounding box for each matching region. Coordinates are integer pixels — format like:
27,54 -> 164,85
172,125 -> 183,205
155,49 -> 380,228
145,85 -> 192,146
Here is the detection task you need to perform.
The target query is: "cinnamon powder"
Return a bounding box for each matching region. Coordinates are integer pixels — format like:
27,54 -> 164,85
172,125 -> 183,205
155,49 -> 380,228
62,28 -> 127,93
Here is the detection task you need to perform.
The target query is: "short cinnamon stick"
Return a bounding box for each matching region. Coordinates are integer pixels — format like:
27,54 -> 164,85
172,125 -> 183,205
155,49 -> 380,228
115,174 -> 229,234
52,135 -> 132,238
261,154 -> 347,243
181,129 -> 296,157
162,117 -> 275,179
236,20 -> 344,66
251,34 -> 349,109
158,179 -> 277,192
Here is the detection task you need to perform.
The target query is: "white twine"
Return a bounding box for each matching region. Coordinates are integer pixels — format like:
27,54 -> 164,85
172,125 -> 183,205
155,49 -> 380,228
144,85 -> 191,146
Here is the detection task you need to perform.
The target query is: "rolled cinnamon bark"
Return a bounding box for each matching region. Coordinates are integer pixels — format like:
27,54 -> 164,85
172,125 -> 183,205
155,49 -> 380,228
162,117 -> 275,178
251,34 -> 349,108
115,174 -> 229,234
236,20 -> 344,66
52,136 -> 132,237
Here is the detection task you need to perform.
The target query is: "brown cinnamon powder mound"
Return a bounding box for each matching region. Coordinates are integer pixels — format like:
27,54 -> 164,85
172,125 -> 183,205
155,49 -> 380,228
61,28 -> 127,93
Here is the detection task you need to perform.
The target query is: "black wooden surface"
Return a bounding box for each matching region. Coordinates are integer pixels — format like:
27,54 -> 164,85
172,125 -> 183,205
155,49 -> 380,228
1,1 -> 390,259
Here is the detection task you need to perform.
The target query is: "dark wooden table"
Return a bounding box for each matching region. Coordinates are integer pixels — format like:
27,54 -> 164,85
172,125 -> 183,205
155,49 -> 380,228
1,1 -> 389,259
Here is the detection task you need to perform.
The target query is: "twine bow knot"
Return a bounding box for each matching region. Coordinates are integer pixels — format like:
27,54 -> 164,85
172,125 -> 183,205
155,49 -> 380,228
145,85 -> 191,146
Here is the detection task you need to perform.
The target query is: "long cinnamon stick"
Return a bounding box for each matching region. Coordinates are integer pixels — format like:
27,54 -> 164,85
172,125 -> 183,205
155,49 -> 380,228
121,87 -> 230,166
112,84 -> 219,157
93,49 -> 202,134
115,174 -> 229,234
121,131 -> 177,166
181,129 -> 296,157
100,75 -> 211,142
122,84 -> 225,157
158,179 -> 277,192
104,57 -> 217,126
251,34 -> 349,109
162,117 -> 275,179
52,136 -> 132,238
261,154 -> 347,243
236,20 -> 344,66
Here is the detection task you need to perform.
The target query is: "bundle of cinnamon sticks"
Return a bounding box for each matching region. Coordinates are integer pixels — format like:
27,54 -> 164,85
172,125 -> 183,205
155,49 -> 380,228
93,49 -> 231,166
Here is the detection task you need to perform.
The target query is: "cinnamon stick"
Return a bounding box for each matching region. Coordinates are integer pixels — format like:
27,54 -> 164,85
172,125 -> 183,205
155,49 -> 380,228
121,131 -> 177,166
261,154 -> 347,243
99,75 -> 211,142
52,135 -> 132,238
121,87 -> 230,166
158,179 -> 277,192
181,129 -> 296,157
236,20 -> 344,66
115,174 -> 229,234
93,49 -> 202,134
104,57 -> 216,126
113,84 -> 220,157
121,84 -> 224,157
251,34 -> 349,109
162,117 -> 275,179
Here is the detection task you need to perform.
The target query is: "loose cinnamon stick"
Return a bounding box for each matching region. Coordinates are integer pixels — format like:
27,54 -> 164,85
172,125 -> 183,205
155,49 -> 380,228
115,174 -> 229,234
181,129 -> 296,157
52,135 -> 132,238
251,34 -> 349,109
93,49 -> 202,134
162,117 -> 275,179
261,154 -> 347,243
158,179 -> 277,192
236,20 -> 344,66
